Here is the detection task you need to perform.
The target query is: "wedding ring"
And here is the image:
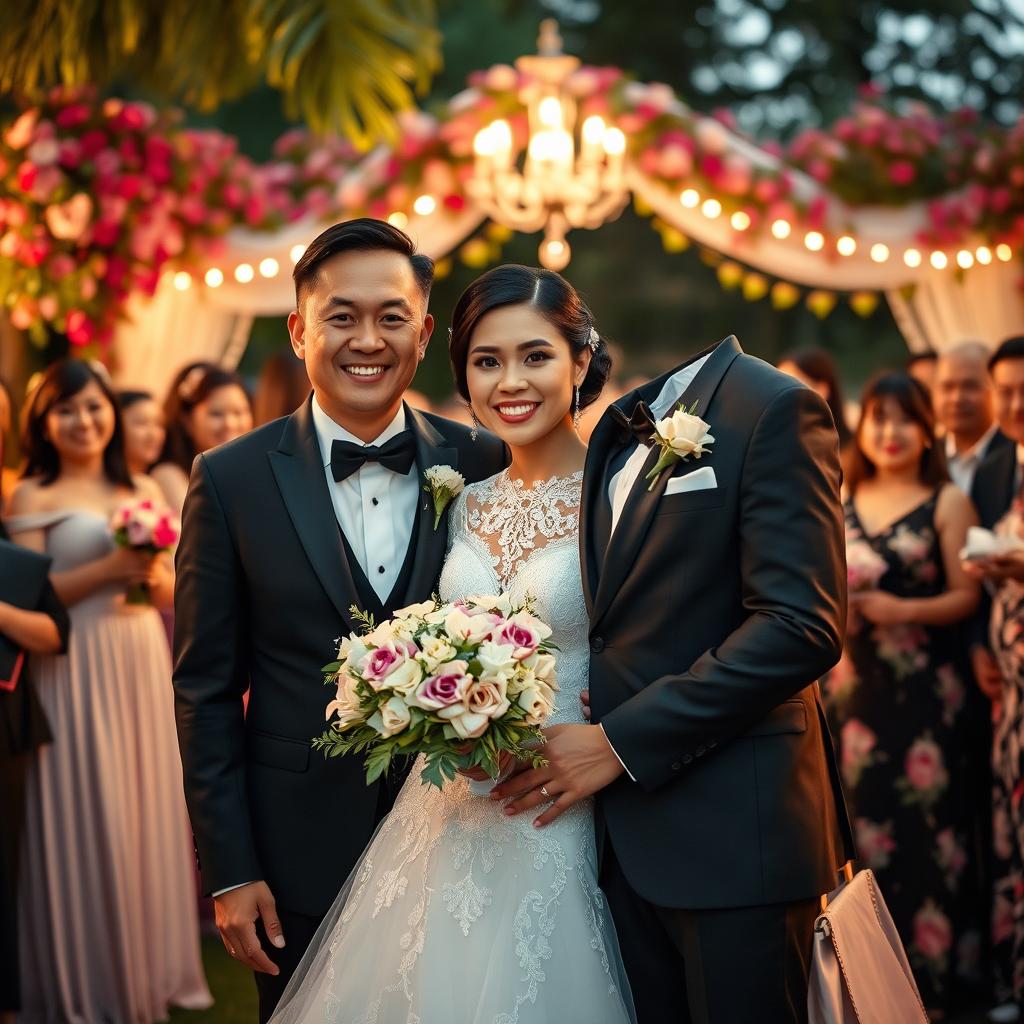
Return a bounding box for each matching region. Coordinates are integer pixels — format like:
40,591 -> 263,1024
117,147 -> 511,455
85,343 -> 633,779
541,786 -> 550,797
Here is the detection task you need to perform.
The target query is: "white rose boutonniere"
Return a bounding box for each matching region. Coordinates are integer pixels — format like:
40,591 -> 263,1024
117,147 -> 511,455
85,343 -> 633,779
423,465 -> 466,530
645,401 -> 714,491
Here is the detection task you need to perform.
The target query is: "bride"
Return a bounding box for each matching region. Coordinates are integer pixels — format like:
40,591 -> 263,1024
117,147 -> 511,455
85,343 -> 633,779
269,265 -> 635,1024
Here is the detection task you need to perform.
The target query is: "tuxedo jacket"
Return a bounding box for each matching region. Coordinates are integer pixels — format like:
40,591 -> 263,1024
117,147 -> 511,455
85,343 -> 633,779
967,440 -> 1018,651
173,398 -> 506,917
583,336 -> 852,910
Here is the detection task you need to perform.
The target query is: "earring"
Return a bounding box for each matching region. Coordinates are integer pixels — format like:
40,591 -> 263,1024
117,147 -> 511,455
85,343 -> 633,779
468,405 -> 480,442
572,385 -> 581,431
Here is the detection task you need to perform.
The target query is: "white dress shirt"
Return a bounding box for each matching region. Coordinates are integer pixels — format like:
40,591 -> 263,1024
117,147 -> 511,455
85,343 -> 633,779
607,352 -> 712,533
310,396 -> 419,604
945,423 -> 999,494
599,352 -> 712,782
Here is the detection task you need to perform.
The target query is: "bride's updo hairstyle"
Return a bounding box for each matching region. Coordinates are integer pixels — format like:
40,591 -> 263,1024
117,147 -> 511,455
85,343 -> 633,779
448,265 -> 612,411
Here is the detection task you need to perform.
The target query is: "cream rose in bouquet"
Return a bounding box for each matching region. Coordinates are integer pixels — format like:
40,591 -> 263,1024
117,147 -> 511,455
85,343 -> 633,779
312,594 -> 559,790
109,498 -> 179,604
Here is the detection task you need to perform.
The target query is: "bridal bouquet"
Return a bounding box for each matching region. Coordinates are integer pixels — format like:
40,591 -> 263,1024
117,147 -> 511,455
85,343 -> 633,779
846,536 -> 888,592
313,595 -> 559,790
109,498 -> 179,605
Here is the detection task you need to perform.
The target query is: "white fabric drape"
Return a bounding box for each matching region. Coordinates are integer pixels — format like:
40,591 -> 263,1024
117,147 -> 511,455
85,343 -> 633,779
111,138 -> 1023,396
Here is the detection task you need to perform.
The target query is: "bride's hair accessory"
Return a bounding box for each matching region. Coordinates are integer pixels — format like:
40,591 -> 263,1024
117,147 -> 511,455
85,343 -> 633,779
587,328 -> 599,352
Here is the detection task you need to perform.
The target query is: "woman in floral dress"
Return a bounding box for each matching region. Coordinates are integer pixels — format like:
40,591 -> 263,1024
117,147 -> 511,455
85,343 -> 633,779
825,372 -> 979,1016
964,490 -> 1024,1011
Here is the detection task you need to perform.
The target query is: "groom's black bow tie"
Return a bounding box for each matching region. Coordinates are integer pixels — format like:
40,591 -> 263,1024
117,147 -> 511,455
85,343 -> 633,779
330,431 -> 417,482
610,401 -> 657,448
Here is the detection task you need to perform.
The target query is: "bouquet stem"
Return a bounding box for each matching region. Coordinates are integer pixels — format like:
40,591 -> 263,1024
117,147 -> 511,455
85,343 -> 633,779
125,581 -> 150,606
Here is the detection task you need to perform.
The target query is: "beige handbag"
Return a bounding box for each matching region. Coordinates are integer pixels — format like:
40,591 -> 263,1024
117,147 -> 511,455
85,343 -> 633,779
808,694 -> 929,1024
808,866 -> 929,1024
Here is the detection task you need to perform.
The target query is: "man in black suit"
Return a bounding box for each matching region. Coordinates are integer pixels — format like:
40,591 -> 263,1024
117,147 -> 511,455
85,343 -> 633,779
493,336 -> 852,1023
969,337 -> 1024,703
173,219 -> 505,1022
935,341 -> 1012,496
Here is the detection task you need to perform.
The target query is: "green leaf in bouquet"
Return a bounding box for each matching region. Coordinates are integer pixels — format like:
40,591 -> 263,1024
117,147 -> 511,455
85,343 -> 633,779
408,706 -> 424,726
467,659 -> 484,677
365,744 -> 394,784
320,661 -> 342,674
349,605 -> 377,635
441,723 -> 458,741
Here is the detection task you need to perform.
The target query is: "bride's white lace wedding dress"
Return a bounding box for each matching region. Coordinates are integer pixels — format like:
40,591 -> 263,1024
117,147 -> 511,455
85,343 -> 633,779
270,469 -> 635,1024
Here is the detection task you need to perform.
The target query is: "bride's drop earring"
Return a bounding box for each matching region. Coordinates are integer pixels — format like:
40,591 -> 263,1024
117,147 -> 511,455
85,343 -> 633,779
572,386 -> 581,431
468,405 -> 480,442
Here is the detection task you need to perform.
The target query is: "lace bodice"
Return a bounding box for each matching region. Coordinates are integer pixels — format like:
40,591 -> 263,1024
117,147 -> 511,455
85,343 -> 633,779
439,469 -> 589,727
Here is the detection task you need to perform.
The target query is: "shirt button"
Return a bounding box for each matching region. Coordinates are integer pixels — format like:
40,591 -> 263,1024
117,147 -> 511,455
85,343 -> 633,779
372,497 -> 379,506
590,636 -> 605,654
378,566 -> 386,574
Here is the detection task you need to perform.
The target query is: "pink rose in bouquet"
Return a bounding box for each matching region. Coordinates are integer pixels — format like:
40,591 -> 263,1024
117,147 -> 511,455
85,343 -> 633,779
109,498 -> 179,605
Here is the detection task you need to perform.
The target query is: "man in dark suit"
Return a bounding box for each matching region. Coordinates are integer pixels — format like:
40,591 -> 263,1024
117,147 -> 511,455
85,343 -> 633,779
935,341 -> 1012,496
969,337 -> 1024,702
173,219 -> 505,1022
494,336 -> 852,1023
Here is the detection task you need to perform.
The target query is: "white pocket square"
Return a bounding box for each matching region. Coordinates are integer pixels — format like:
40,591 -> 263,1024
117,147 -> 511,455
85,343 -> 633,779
664,465 -> 718,495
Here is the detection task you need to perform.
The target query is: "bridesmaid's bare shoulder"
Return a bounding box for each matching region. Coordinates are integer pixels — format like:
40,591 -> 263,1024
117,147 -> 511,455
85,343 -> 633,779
7,476 -> 54,515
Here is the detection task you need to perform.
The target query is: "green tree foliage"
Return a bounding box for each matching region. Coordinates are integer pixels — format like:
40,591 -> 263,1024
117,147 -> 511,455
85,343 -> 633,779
0,0 -> 442,146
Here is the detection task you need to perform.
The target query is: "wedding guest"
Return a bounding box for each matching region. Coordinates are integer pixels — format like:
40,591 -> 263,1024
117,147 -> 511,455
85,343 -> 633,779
0,379 -> 16,506
826,371 -> 979,1016
964,336 -> 1024,1016
153,362 -> 253,515
936,342 -> 1010,494
6,359 -> 211,1023
119,389 -> 167,476
0,403 -> 68,1024
908,350 -> 939,397
252,350 -> 309,426
777,346 -> 853,452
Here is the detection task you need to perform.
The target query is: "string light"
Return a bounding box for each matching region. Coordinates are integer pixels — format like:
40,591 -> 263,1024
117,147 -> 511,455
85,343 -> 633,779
413,194 -> 436,216
836,236 -> 857,256
172,271 -> 191,291
930,251 -> 948,270
870,243 -> 889,263
730,211 -> 751,231
804,231 -> 824,252
996,243 -> 1013,262
289,244 -> 306,264
770,219 -> 791,239
204,268 -> 224,288
679,188 -> 700,208
903,248 -> 922,268
701,198 -> 722,219
976,246 -> 993,265
956,250 -> 974,269
234,263 -> 255,283
259,257 -> 279,278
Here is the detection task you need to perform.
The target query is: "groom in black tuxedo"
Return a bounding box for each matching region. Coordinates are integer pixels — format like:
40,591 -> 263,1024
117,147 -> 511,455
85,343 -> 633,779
173,219 -> 505,1021
494,336 -> 852,1023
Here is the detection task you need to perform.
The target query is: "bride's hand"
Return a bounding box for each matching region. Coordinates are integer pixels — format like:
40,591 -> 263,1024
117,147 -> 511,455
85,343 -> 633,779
580,689 -> 591,721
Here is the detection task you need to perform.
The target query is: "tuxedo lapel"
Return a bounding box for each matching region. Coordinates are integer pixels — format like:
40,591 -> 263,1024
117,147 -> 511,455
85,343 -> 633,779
590,336 -> 742,627
580,399 -> 638,616
267,397 -> 362,631
402,405 -> 459,607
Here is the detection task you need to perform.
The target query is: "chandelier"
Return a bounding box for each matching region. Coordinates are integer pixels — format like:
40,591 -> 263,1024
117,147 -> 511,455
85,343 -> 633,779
468,21 -> 629,271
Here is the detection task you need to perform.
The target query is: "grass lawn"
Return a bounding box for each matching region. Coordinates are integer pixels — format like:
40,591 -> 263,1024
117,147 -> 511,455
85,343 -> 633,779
170,937 -> 256,1024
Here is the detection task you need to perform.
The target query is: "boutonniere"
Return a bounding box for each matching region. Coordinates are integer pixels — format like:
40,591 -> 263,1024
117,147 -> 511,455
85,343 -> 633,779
645,401 -> 715,491
423,465 -> 466,529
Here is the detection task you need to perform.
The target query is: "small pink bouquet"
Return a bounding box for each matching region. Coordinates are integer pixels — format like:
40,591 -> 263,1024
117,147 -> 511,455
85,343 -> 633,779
109,498 -> 179,605
846,536 -> 888,592
313,594 -> 559,790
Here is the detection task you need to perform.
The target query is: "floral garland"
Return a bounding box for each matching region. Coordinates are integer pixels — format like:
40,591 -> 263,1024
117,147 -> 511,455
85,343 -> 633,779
2,71 -> 1023,350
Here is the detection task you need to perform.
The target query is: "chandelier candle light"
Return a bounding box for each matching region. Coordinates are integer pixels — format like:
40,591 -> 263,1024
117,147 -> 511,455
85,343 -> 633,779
469,20 -> 628,270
